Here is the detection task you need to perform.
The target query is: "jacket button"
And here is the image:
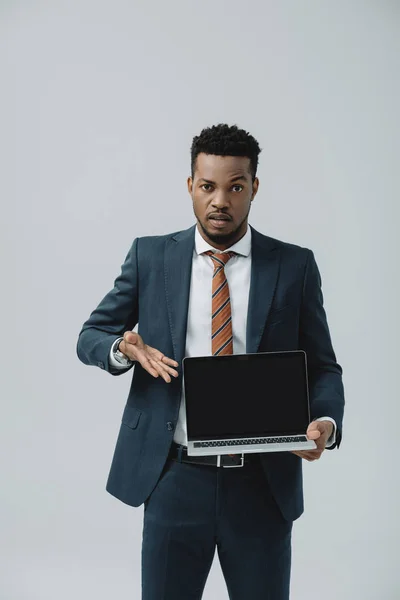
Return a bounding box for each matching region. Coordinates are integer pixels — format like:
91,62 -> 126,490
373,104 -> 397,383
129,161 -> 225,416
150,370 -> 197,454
98,361 -> 104,369
167,422 -> 174,431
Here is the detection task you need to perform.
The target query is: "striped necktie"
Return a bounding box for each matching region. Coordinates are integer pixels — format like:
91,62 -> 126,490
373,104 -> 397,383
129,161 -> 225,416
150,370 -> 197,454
204,251 -> 236,356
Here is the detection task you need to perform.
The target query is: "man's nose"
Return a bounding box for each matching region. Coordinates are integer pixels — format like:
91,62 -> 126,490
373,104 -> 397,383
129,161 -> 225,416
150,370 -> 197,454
212,193 -> 229,209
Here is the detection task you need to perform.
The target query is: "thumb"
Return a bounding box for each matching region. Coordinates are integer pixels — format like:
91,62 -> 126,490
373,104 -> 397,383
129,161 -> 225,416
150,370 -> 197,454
123,331 -> 142,346
306,421 -> 323,440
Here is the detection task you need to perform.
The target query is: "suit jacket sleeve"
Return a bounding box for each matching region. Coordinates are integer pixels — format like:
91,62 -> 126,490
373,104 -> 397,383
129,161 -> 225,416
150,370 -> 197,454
76,238 -> 139,375
299,249 -> 345,448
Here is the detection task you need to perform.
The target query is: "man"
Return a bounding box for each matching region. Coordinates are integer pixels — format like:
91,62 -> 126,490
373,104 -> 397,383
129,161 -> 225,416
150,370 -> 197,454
77,123 -> 345,599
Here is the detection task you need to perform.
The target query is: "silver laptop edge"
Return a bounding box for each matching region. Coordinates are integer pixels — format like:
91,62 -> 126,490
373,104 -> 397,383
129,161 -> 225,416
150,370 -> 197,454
187,436 -> 316,456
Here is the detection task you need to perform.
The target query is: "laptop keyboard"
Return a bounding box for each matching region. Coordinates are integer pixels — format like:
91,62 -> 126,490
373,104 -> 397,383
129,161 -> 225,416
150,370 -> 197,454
194,436 -> 308,448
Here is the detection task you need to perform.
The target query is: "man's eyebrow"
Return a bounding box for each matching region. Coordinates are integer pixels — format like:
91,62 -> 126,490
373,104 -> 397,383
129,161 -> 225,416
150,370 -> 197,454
229,175 -> 247,182
197,175 -> 247,184
198,178 -> 215,184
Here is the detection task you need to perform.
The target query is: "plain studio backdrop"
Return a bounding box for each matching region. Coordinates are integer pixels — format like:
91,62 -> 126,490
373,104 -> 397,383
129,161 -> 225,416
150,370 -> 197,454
1,1 -> 399,598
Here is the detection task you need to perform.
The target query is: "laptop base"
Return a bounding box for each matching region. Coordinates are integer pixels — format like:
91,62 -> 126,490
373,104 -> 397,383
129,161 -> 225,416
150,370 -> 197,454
188,437 -> 316,456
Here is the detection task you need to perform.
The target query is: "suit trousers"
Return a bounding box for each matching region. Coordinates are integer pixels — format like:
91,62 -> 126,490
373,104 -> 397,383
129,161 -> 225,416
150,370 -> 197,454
141,449 -> 293,599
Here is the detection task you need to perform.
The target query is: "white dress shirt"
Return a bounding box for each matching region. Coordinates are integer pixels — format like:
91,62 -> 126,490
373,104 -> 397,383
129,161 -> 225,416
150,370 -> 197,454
109,225 -> 336,447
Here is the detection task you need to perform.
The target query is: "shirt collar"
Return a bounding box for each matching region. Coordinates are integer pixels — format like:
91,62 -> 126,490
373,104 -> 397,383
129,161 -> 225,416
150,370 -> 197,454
195,223 -> 252,257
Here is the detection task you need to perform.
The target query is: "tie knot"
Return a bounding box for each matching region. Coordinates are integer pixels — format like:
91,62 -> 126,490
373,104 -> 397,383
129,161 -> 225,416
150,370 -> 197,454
204,250 -> 236,268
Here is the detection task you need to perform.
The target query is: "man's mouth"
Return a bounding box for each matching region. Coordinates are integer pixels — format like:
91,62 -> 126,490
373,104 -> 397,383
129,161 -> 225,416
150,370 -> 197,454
208,216 -> 231,228
209,215 -> 231,221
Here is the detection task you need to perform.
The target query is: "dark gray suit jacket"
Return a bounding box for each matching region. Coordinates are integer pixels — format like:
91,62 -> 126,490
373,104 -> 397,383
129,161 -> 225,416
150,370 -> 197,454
76,225 -> 344,522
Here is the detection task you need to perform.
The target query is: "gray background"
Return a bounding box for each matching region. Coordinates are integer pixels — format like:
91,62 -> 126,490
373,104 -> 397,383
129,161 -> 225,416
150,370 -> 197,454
1,1 -> 399,598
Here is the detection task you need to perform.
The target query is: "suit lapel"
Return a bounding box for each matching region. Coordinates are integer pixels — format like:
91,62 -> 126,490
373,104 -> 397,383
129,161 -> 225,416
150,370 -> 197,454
246,227 -> 281,353
164,226 -> 196,364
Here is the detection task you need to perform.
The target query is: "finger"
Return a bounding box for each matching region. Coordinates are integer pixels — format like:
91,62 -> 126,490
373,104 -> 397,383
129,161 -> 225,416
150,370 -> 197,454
292,452 -> 314,462
306,430 -> 321,441
149,358 -> 179,383
301,455 -> 317,461
307,425 -> 329,449
158,362 -> 179,378
314,437 -> 327,450
147,347 -> 179,368
305,450 -> 324,460
291,451 -> 304,458
306,423 -> 322,440
292,451 -> 310,459
160,355 -> 179,368
150,354 -> 179,376
135,354 -> 160,378
291,450 -> 323,461
133,347 -> 175,381
149,359 -> 173,383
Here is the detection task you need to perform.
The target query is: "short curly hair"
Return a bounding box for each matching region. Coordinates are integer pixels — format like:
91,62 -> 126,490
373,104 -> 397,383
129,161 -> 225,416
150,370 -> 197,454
191,123 -> 262,181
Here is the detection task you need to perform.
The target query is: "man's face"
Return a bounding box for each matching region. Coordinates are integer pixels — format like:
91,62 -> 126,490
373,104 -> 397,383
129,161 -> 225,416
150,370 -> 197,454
187,153 -> 259,250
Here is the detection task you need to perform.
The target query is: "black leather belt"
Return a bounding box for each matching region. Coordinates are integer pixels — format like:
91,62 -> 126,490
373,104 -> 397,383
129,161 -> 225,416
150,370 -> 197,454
169,442 -> 258,468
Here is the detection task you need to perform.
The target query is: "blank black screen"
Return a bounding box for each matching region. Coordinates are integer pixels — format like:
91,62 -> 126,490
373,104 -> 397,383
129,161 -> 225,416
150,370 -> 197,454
183,351 -> 310,440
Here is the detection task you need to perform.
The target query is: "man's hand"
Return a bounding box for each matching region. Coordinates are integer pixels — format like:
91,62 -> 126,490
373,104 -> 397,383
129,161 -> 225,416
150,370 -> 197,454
119,331 -> 179,383
291,420 -> 334,462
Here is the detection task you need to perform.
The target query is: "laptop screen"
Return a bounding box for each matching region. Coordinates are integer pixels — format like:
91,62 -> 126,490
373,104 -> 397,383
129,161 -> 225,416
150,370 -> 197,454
183,351 -> 310,440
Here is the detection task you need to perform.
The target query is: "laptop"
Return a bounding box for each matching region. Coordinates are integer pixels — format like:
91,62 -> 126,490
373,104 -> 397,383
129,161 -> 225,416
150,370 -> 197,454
183,350 -> 317,456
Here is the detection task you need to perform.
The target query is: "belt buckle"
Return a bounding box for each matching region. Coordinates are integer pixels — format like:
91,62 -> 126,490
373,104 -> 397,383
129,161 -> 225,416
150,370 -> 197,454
217,453 -> 245,468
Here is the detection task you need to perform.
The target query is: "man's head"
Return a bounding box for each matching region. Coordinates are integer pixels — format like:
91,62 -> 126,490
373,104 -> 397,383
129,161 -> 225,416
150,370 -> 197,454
188,124 -> 261,250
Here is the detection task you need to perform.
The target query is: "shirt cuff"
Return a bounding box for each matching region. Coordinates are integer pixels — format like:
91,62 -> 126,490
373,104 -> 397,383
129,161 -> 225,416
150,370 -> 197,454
109,337 -> 132,370
315,417 -> 337,448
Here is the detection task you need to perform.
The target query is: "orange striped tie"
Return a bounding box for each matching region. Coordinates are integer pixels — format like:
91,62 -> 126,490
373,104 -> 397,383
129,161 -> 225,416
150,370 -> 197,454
204,251 -> 236,356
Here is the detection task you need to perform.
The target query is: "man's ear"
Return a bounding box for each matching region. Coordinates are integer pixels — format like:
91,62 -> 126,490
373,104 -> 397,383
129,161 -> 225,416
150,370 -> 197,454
251,177 -> 259,201
187,176 -> 193,195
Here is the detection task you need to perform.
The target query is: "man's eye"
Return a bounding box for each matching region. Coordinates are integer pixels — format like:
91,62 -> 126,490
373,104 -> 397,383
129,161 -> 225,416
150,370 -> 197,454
201,184 -> 213,191
232,185 -> 243,192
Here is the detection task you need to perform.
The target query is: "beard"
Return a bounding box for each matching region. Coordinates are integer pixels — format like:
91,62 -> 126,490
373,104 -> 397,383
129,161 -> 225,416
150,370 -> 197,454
196,209 -> 250,247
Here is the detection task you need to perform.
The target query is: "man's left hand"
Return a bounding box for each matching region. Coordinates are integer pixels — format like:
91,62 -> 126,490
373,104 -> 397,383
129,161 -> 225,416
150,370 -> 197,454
291,420 -> 334,462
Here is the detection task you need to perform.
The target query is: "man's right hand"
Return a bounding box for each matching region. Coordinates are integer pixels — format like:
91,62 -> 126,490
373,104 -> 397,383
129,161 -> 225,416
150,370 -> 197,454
119,331 -> 179,383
